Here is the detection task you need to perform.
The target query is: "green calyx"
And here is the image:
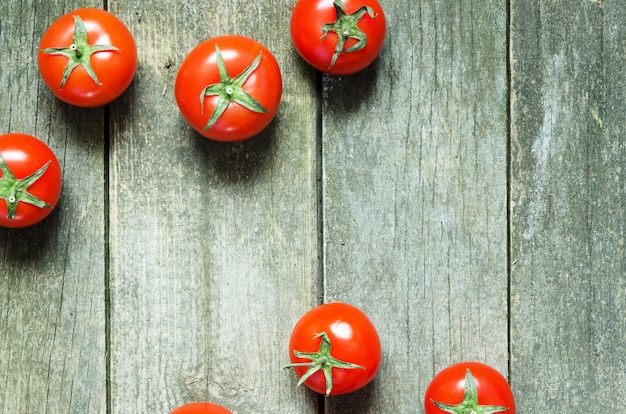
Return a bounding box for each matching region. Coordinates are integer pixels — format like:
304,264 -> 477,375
0,155 -> 51,219
321,0 -> 377,69
199,45 -> 268,131
431,369 -> 510,414
41,15 -> 120,88
284,331 -> 365,396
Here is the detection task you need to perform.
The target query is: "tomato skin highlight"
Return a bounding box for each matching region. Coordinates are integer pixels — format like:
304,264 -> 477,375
0,133 -> 62,229
287,302 -> 382,395
424,362 -> 516,414
175,35 -> 283,142
170,402 -> 232,414
38,8 -> 137,107
290,0 -> 386,75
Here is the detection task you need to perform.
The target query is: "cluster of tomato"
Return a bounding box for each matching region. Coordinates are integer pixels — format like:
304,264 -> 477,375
0,0 -> 388,227
173,303 -> 516,413
1,0 -> 516,412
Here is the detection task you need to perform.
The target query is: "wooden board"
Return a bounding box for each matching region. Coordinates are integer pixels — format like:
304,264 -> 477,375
0,0 -> 624,412
510,0 -> 626,410
0,0 -> 106,413
322,0 -> 509,412
106,1 -> 319,412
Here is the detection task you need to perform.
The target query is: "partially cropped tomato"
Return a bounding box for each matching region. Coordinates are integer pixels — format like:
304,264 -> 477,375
290,0 -> 386,75
424,362 -> 516,414
170,402 -> 232,414
38,8 -> 137,107
0,133 -> 62,228
175,35 -> 282,142
285,302 -> 381,396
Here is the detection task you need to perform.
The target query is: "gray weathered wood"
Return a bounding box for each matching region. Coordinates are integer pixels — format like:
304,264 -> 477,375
1,0 -> 625,413
107,1 -> 319,412
0,1 -> 106,413
322,0 -> 509,412
510,0 -> 625,411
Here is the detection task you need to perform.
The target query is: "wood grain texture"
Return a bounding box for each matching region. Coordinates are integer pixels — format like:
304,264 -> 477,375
1,0 -> 624,413
0,1 -> 106,413
106,1 -> 319,413
510,0 -> 625,411
321,0 -> 509,412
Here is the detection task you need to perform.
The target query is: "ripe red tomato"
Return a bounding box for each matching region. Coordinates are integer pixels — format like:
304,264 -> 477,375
290,0 -> 386,75
38,8 -> 137,107
424,362 -> 516,414
170,402 -> 232,414
0,133 -> 62,228
285,302 -> 381,396
175,35 -> 283,142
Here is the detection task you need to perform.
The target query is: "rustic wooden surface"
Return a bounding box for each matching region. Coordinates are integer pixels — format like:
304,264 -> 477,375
0,0 -> 624,413
510,0 -> 625,411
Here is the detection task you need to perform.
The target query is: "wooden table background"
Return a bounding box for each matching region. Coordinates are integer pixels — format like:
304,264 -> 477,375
1,0 -> 624,412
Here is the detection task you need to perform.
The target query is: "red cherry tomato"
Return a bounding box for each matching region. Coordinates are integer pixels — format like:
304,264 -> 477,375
0,133 -> 62,228
175,35 -> 283,142
38,8 -> 137,107
424,361 -> 516,414
285,302 -> 381,396
290,0 -> 386,75
170,402 -> 232,414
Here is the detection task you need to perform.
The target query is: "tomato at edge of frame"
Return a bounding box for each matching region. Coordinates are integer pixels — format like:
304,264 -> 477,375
287,302 -> 382,395
175,35 -> 283,142
424,361 -> 516,414
170,402 -> 232,414
38,7 -> 138,107
0,133 -> 62,229
290,0 -> 386,75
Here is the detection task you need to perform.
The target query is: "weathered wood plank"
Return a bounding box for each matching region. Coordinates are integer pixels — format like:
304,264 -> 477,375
107,1 -> 319,412
0,1 -> 106,413
510,0 -> 625,411
3,1 -> 624,413
321,0 -> 509,412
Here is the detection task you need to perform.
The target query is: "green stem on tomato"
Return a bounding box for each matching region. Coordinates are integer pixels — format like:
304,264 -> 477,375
0,155 -> 51,220
284,331 -> 365,396
320,0 -> 378,69
40,15 -> 120,88
431,369 -> 510,414
198,44 -> 268,131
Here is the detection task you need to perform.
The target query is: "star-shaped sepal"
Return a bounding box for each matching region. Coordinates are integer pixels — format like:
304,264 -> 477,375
199,45 -> 269,131
321,0 -> 377,69
284,331 -> 365,396
431,369 -> 511,414
0,155 -> 52,220
40,15 -> 120,88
